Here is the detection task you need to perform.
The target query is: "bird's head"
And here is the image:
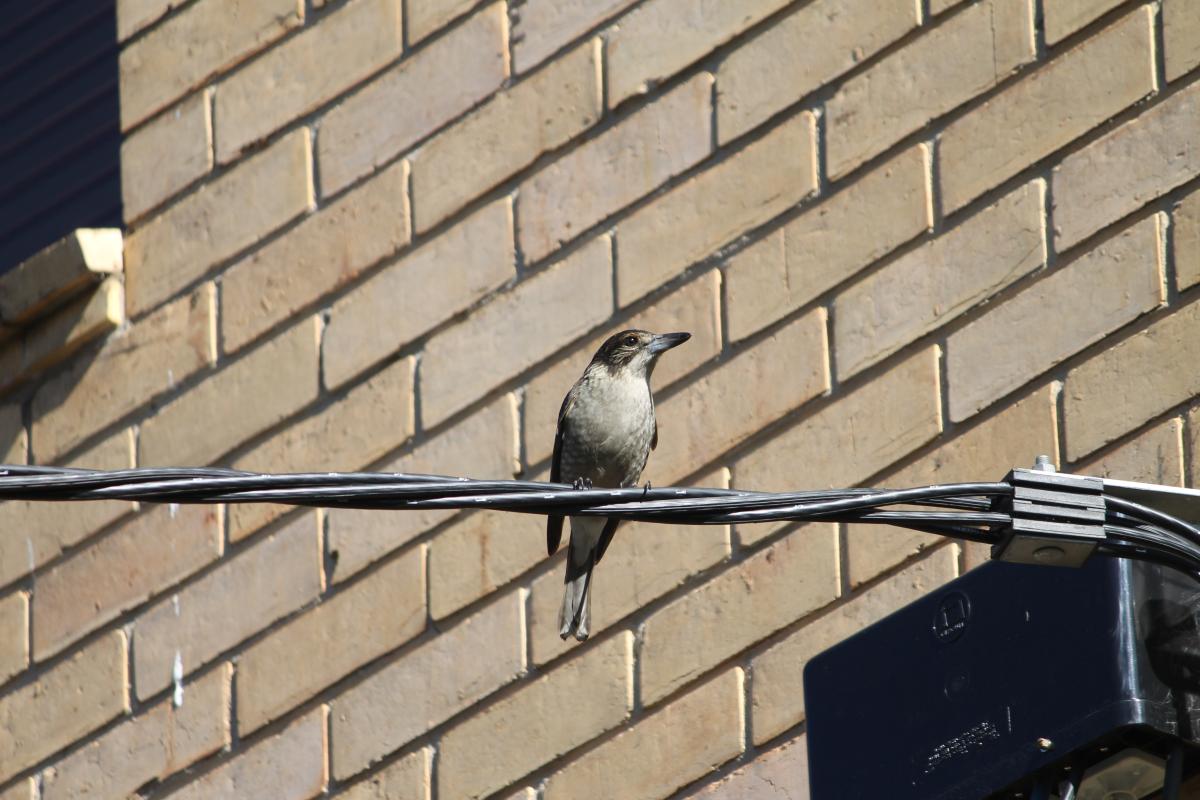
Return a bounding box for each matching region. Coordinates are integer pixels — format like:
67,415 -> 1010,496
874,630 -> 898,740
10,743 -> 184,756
591,329 -> 691,377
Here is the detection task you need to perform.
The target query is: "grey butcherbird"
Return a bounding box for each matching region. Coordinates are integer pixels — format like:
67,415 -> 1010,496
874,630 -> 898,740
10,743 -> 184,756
547,329 -> 691,641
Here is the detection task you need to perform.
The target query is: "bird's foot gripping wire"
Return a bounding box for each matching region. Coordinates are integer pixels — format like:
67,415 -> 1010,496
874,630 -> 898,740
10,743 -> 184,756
572,477 -> 593,491
643,480 -> 652,495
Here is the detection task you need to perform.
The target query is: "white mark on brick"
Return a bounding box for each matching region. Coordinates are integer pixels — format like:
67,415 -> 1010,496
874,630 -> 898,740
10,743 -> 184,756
172,593 -> 180,616
172,650 -> 184,707
167,368 -> 175,389
169,502 -> 179,519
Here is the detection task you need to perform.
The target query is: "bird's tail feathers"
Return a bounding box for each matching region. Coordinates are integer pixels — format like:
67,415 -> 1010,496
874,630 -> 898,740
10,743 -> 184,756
558,553 -> 594,641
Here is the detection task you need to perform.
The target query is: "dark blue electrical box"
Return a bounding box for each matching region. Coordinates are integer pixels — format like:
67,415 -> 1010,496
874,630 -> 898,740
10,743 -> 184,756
804,557 -> 1200,798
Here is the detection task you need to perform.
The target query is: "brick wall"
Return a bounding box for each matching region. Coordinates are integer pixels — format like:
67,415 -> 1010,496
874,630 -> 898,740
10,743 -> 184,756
1,0 -> 1198,797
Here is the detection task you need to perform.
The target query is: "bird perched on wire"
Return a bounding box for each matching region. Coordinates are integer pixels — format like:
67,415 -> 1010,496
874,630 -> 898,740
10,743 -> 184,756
547,329 -> 691,641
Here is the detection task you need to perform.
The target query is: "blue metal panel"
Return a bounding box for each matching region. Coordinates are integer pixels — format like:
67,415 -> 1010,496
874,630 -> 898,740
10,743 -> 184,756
0,0 -> 121,274
805,557 -> 1200,798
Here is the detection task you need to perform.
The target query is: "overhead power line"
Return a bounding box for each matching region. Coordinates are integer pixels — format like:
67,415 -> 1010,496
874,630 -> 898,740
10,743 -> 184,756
2,463 -> 1199,580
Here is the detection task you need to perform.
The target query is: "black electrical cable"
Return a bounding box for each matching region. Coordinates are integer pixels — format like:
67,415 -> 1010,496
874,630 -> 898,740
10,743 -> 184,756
1105,510 -> 1200,562
3,464 -> 1199,580
1107,495 -> 1200,550
1103,525 -> 1200,578
0,466 -> 1013,523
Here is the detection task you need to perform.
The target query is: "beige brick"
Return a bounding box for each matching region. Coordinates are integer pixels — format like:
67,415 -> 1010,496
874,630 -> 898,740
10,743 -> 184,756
717,0 -> 917,145
1053,83 -> 1200,250
340,748 -> 431,800
330,590 -> 525,779
439,632 -> 633,799
41,664 -> 230,800
0,228 -> 121,327
0,631 -> 128,783
1178,188 -> 1200,292
519,73 -> 712,264
10,285 -> 126,397
228,357 -> 416,540
0,429 -> 135,590
738,346 -> 942,500
827,0 -> 1035,179
544,668 -> 744,800
529,468 -> 731,665
125,129 -> 313,317
654,310 -> 830,484
121,90 -> 213,223
846,385 -> 1056,587
323,198 -> 514,390
949,213 -> 1165,421
120,0 -> 302,129
430,511 -> 543,620
0,404 -> 25,465
1065,300 -> 1200,459
238,547 -> 425,733
328,394 -> 518,582
171,706 -> 326,800
960,538 -> 995,574
117,0 -> 185,40
524,270 -> 723,466
607,0 -> 787,108
513,4 -> 628,75
930,0 -> 967,13
690,734 -> 808,798
512,0 -> 635,73
421,234 -> 612,426
836,180 -> 1045,379
215,0 -> 400,163
1165,0 -> 1200,81
641,526 -> 837,705
140,316 -> 320,467
1079,417 -> 1184,486
0,591 -> 27,685
738,513 -> 830,551
32,283 -> 216,463
412,39 -> 601,233
34,504 -> 222,661
133,511 -> 321,700
0,779 -> 34,800
618,113 -> 816,306
752,547 -> 958,743
11,279 -> 124,386
408,0 -> 473,42
725,144 -> 931,342
1190,408 -> 1200,490
222,159 -> 410,355
317,3 -> 508,195
942,7 -> 1155,213
1045,0 -> 1123,44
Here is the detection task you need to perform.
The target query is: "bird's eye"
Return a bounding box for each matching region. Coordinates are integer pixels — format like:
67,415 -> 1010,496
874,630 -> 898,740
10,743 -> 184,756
623,335 -> 638,346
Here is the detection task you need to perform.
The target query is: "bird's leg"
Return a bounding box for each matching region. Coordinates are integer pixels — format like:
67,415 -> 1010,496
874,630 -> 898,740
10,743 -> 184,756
642,480 -> 652,495
572,477 -> 593,490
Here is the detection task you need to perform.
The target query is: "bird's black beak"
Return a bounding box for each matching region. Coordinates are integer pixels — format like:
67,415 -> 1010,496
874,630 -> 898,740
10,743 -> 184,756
648,331 -> 691,354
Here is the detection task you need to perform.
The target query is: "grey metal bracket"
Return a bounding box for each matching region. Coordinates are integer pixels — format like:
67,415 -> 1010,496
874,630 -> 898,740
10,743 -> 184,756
993,455 -> 1200,569
992,463 -> 1106,567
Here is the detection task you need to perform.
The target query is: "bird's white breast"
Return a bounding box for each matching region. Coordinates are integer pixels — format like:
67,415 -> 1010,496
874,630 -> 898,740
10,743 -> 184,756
563,370 -> 656,486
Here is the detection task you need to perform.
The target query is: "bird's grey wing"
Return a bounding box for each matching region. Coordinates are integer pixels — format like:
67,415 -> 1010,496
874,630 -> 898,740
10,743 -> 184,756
546,388 -> 576,555
650,417 -> 658,450
594,517 -> 620,563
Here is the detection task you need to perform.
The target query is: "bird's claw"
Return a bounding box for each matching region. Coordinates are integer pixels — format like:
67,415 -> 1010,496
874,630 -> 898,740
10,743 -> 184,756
642,480 -> 652,495
572,477 -> 593,491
